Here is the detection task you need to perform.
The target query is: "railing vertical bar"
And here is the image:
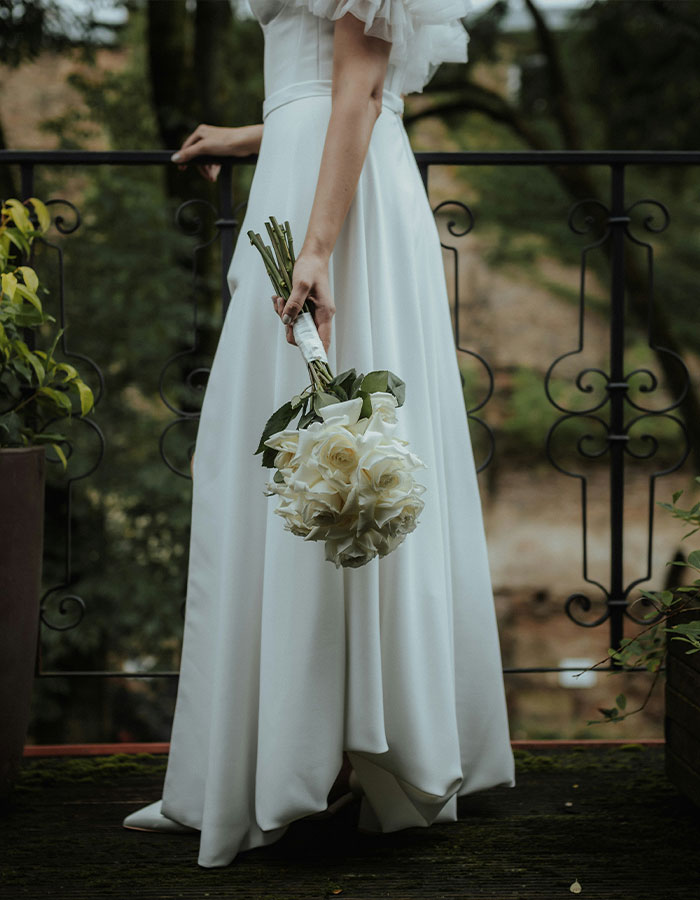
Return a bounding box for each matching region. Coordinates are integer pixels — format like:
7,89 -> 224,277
609,163 -> 627,658
20,162 -> 34,199
418,160 -> 429,193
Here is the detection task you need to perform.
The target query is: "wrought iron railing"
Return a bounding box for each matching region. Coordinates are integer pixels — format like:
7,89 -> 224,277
2,148 -> 698,680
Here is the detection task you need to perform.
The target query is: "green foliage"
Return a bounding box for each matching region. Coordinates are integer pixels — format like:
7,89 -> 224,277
568,0 -> 700,152
0,197 -> 94,464
254,368 -> 406,467
423,0 -> 700,358
586,476 -> 700,726
21,1 -> 273,741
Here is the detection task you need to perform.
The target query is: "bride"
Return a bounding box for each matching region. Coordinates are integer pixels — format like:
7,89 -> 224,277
122,0 -> 515,869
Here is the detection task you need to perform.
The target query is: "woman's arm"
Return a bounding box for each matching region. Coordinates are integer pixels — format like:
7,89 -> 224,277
276,12 -> 392,349
170,123 -> 264,181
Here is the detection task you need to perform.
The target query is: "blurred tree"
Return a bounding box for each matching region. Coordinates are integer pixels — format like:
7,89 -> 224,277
17,0 -> 266,742
0,0 -> 122,196
406,0 -> 700,468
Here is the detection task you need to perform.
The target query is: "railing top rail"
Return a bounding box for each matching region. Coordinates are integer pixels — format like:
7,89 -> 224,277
3,149 -> 700,165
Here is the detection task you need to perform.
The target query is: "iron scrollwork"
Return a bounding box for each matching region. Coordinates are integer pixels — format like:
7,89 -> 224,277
545,178 -> 690,647
158,191 -> 245,479
35,199 -> 106,633
433,199 -> 495,473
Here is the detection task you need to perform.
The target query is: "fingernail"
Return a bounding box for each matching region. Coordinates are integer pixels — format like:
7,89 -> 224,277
171,152 -> 181,162
282,314 -> 291,325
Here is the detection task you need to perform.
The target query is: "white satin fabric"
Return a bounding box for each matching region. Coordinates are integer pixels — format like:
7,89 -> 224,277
123,0 -> 515,869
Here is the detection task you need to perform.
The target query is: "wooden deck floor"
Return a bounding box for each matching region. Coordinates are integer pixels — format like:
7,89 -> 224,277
1,743 -> 699,899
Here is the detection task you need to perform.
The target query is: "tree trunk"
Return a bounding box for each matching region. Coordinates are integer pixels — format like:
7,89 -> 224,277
0,116 -> 18,201
194,0 -> 234,125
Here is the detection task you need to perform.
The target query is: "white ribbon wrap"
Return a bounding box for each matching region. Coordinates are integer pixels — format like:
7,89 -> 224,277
292,311 -> 328,365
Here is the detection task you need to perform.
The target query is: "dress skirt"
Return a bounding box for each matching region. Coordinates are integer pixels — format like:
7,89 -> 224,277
157,79 -> 516,869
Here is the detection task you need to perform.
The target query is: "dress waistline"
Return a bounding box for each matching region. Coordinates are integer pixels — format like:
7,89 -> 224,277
262,79 -> 404,121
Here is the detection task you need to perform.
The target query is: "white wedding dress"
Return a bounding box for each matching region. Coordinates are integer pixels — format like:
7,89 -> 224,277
123,0 -> 515,868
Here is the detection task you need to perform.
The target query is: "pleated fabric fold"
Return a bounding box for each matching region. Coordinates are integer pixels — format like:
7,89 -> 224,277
253,0 -> 472,95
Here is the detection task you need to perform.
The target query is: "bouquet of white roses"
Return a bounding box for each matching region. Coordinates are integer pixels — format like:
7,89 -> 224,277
248,217 -> 426,568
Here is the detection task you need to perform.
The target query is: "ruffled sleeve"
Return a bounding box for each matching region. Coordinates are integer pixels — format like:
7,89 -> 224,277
288,0 -> 472,95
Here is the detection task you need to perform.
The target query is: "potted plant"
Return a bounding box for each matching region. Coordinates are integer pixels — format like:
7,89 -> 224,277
584,478 -> 700,807
0,197 -> 94,805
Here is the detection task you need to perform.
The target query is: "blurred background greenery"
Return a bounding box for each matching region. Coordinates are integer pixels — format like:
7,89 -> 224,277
2,0 -> 700,742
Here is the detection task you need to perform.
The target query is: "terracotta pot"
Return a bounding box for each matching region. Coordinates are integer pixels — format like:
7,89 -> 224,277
0,445 -> 46,805
665,602 -> 700,809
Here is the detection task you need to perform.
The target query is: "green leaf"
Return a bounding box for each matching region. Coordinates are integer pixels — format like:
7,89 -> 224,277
0,368 -> 22,399
17,266 -> 39,292
330,368 -> 357,397
4,228 -> 30,257
1,271 -> 17,300
354,388 -> 373,419
261,445 -> 278,468
72,379 -> 94,416
298,408 -> 320,429
15,340 -> 45,384
671,489 -> 684,504
313,390 -> 340,413
32,431 -> 68,444
56,362 -> 79,382
3,199 -> 33,232
13,282 -> 43,312
615,693 -> 627,710
12,359 -> 31,382
687,550 -> 700,569
37,386 -> 73,414
349,372 -> 365,398
26,197 -> 51,233
387,370 -> 406,406
254,401 -> 298,455
361,370 -> 389,394
50,441 -> 68,470
0,410 -> 22,446
12,308 -> 46,328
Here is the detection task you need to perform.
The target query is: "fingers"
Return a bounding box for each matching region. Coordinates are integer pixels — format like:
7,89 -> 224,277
272,295 -> 297,345
180,125 -> 206,153
196,163 -> 220,182
281,281 -> 309,325
171,126 -> 217,179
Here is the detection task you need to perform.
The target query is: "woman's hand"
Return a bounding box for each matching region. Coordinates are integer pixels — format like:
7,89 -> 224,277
170,123 -> 263,182
271,250 -> 335,353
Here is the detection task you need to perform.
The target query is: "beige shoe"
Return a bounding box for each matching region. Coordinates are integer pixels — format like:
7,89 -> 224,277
122,799 -> 198,833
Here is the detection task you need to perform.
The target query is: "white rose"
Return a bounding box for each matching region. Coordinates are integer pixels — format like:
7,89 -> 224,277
369,526 -> 407,557
300,491 -> 343,530
383,495 -> 425,536
317,396 -> 363,427
274,495 -> 312,537
312,423 -> 359,477
325,531 -> 378,568
369,391 -> 398,423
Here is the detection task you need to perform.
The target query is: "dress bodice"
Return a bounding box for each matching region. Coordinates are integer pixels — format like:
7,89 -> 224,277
249,0 -> 471,100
